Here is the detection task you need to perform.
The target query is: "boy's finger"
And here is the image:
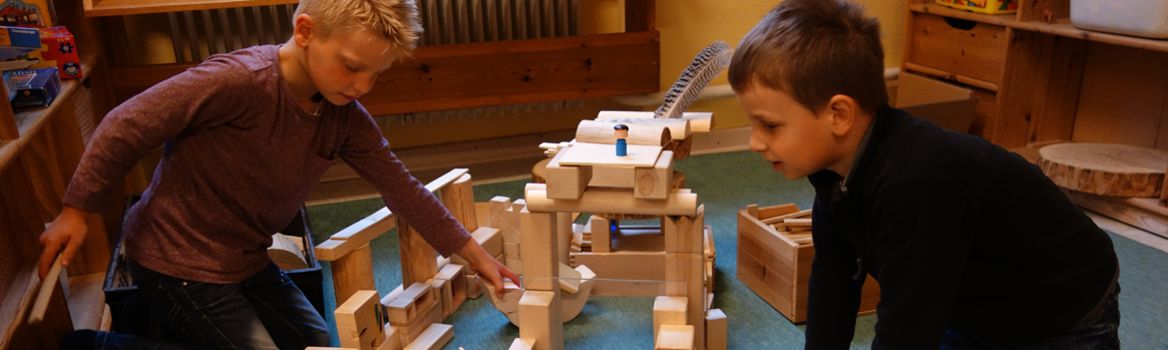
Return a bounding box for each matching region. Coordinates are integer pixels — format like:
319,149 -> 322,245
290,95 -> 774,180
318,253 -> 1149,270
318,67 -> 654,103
37,239 -> 64,278
60,236 -> 85,268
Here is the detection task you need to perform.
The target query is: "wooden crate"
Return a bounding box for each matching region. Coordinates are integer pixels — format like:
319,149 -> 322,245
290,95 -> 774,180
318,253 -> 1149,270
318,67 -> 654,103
736,204 -> 880,324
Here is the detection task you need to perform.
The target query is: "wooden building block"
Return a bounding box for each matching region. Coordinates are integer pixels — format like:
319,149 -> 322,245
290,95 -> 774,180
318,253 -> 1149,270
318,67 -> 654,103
314,239 -> 354,262
665,252 -> 706,347
653,296 -> 687,340
403,323 -> 452,350
635,150 -> 674,199
575,119 -> 671,146
525,183 -> 698,216
589,215 -> 611,252
705,309 -> 727,350
485,196 -> 513,228
335,290 -> 383,350
589,163 -> 635,188
655,325 -> 695,350
332,243 -> 376,306
556,212 -> 573,264
520,209 -> 559,292
558,262 -> 582,294
595,111 -> 693,140
546,149 -> 593,200
509,338 -> 536,350
378,324 -> 403,350
596,110 -> 712,134
397,222 -> 439,288
432,263 -> 466,316
386,283 -> 438,325
396,297 -> 443,345
439,173 -> 478,232
519,291 -> 563,350
663,206 -> 704,254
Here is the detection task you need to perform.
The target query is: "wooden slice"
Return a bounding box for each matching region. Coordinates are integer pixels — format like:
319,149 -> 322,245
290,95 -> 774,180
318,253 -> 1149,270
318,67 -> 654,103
1037,143 -> 1168,197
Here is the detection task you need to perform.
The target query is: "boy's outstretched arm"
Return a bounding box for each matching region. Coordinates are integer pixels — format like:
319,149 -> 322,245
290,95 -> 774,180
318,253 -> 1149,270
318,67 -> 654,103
37,206 -> 90,278
456,238 -> 520,298
804,196 -> 865,349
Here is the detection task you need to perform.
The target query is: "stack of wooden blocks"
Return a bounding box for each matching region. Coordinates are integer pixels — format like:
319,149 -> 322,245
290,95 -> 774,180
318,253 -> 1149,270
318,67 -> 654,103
737,203 -> 880,324
312,169 -> 505,350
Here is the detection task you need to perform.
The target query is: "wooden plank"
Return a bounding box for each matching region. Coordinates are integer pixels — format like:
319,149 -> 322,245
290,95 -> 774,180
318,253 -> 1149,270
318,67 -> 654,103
545,150 -> 591,200
576,119 -> 671,146
84,0 -> 297,17
329,208 -> 395,246
403,323 -> 452,350
665,252 -> 705,348
595,112 -> 693,140
525,184 -> 698,216
438,173 -> 478,232
558,142 -> 663,168
518,291 -> 562,350
398,221 -> 439,288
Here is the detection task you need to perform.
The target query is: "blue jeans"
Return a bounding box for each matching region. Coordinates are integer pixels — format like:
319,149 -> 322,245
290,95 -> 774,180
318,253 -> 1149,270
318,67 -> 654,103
74,261 -> 330,349
941,282 -> 1120,350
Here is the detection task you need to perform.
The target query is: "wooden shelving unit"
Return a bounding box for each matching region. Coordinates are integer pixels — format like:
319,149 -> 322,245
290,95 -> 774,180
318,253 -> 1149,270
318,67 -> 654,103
903,0 -> 1168,235
83,0 -> 296,17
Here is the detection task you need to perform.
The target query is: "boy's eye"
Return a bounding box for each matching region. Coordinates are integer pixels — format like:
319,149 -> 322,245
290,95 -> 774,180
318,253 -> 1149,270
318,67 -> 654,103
345,65 -> 360,72
763,122 -> 780,130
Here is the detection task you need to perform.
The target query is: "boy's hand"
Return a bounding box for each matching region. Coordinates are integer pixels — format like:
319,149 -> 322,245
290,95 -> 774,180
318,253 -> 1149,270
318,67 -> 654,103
456,238 -> 520,299
38,206 -> 90,278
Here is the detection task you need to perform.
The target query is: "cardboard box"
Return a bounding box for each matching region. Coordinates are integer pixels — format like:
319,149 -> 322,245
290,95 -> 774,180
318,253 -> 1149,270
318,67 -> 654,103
0,0 -> 54,27
934,0 -> 1017,15
4,66 -> 58,108
0,24 -> 38,60
891,72 -> 978,134
32,26 -> 80,79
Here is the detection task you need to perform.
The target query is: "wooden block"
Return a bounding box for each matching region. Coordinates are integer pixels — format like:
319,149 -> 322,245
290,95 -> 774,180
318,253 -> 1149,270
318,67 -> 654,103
380,285 -> 405,308
378,324 -> 402,350
665,252 -> 706,347
706,309 -> 727,350
386,283 -> 437,325
782,218 -> 812,227
759,209 -> 812,225
332,244 -> 376,306
589,215 -> 611,252
525,183 -> 698,216
486,196 -> 513,228
558,263 -> 582,294
331,207 -> 396,246
269,233 -> 308,270
589,164 -> 635,188
439,173 -> 478,232
655,324 -> 695,350
397,296 -> 443,344
663,205 -> 704,254
559,142 -> 664,168
430,277 -> 453,317
556,212 -> 573,264
397,222 -> 438,287
314,239 -> 355,262
546,149 -> 593,200
595,112 -> 693,140
520,209 -> 559,292
509,338 -> 536,350
519,291 -> 563,350
432,263 -> 466,316
404,323 -> 452,350
595,110 -> 713,133
575,119 -> 671,146
653,296 -> 687,340
335,290 -> 383,350
635,150 -> 673,199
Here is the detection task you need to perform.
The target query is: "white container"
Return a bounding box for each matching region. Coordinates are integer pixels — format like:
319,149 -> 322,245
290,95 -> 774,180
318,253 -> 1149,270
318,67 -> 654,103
1071,0 -> 1168,39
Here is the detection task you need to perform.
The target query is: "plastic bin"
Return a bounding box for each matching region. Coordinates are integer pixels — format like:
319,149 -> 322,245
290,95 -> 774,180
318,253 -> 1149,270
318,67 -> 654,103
103,196 -> 325,333
1071,0 -> 1168,39
934,0 -> 1018,15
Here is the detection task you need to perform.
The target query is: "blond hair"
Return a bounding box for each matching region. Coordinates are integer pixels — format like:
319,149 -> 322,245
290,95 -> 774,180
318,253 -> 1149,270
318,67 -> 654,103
729,0 -> 887,114
293,0 -> 423,56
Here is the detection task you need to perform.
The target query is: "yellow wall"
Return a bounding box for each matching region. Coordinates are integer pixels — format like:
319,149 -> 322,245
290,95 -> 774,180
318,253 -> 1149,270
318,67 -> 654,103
654,0 -> 906,129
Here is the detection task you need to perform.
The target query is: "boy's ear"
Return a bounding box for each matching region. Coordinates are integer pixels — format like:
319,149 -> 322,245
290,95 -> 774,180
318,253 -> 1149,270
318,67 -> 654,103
825,94 -> 859,136
292,14 -> 314,47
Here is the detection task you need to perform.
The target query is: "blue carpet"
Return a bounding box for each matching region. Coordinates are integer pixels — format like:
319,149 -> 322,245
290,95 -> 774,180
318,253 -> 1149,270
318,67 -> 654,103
306,151 -> 1168,349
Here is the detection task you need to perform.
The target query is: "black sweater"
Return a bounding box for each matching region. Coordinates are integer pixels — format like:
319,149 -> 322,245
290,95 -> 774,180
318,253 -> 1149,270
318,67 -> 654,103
803,106 -> 1118,349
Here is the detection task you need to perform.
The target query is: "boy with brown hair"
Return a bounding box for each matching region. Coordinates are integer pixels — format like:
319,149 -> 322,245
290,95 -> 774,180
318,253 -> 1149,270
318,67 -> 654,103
730,0 -> 1120,348
40,0 -> 518,348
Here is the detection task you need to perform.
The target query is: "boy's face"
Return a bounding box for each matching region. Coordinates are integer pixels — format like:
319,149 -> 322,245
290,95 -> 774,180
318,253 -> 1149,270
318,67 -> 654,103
738,81 -> 842,180
302,27 -> 399,105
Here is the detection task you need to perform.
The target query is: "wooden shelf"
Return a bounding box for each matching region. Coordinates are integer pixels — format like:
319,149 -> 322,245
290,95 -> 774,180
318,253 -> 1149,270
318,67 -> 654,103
83,0 -> 297,17
910,3 -> 1168,54
0,54 -> 99,171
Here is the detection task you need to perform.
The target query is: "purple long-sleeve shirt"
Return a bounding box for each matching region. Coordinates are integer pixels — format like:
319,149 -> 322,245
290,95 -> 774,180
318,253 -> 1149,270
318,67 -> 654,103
63,45 -> 470,283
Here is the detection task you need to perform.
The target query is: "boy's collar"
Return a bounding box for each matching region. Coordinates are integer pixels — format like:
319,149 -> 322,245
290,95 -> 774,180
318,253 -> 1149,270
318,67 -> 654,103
838,105 -> 889,193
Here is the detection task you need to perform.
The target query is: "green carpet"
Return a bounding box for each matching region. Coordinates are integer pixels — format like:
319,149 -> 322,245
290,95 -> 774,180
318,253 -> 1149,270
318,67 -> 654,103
306,151 -> 1168,349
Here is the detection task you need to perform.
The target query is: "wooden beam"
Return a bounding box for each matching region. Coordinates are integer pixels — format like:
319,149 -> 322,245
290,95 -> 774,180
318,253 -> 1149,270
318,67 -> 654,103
330,207 -> 395,246
525,183 -> 697,216
635,151 -> 673,199
519,209 -> 559,292
706,309 -> 727,350
332,244 -> 376,307
518,291 -> 563,350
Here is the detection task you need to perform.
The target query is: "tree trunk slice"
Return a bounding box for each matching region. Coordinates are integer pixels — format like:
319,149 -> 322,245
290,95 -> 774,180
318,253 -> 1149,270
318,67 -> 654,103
1037,143 -> 1168,197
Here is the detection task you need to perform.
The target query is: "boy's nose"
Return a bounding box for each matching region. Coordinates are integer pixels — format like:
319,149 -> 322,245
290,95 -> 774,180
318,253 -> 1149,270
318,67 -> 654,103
748,132 -> 766,153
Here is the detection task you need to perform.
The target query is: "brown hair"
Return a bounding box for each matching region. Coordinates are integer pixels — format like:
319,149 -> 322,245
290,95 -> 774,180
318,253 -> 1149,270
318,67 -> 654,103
728,0 -> 888,114
293,0 -> 423,57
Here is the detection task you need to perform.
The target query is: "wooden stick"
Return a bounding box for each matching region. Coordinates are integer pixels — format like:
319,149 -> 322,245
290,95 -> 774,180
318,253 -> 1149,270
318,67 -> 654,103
759,209 -> 812,225
28,254 -> 63,325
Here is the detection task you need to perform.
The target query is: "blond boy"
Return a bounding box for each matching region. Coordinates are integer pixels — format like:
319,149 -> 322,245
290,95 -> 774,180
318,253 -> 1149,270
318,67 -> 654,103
42,1 -> 517,348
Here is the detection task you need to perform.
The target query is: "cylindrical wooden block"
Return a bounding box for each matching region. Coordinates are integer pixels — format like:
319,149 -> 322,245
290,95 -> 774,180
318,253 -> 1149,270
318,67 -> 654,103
1037,143 -> 1168,197
332,243 -> 375,306
575,120 -> 671,146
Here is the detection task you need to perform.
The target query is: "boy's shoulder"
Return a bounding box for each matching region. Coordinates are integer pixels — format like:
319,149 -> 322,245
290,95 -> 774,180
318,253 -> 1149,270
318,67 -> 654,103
870,107 -> 1023,184
200,45 -> 278,74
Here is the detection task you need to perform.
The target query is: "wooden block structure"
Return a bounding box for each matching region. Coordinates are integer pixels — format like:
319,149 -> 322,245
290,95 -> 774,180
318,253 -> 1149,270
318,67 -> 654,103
736,203 -> 881,324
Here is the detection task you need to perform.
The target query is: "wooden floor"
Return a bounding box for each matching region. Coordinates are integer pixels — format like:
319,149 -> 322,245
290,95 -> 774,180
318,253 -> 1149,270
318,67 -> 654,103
1089,212 -> 1168,254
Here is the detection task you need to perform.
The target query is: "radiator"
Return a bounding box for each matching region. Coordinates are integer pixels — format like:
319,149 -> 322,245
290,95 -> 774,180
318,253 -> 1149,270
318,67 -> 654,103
165,0 -> 581,63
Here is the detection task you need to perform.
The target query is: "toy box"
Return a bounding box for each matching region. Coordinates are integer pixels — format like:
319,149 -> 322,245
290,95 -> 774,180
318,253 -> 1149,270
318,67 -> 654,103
0,24 -> 38,61
32,26 -> 80,79
4,66 -> 58,108
0,0 -> 53,27
1071,0 -> 1168,39
934,0 -> 1018,15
